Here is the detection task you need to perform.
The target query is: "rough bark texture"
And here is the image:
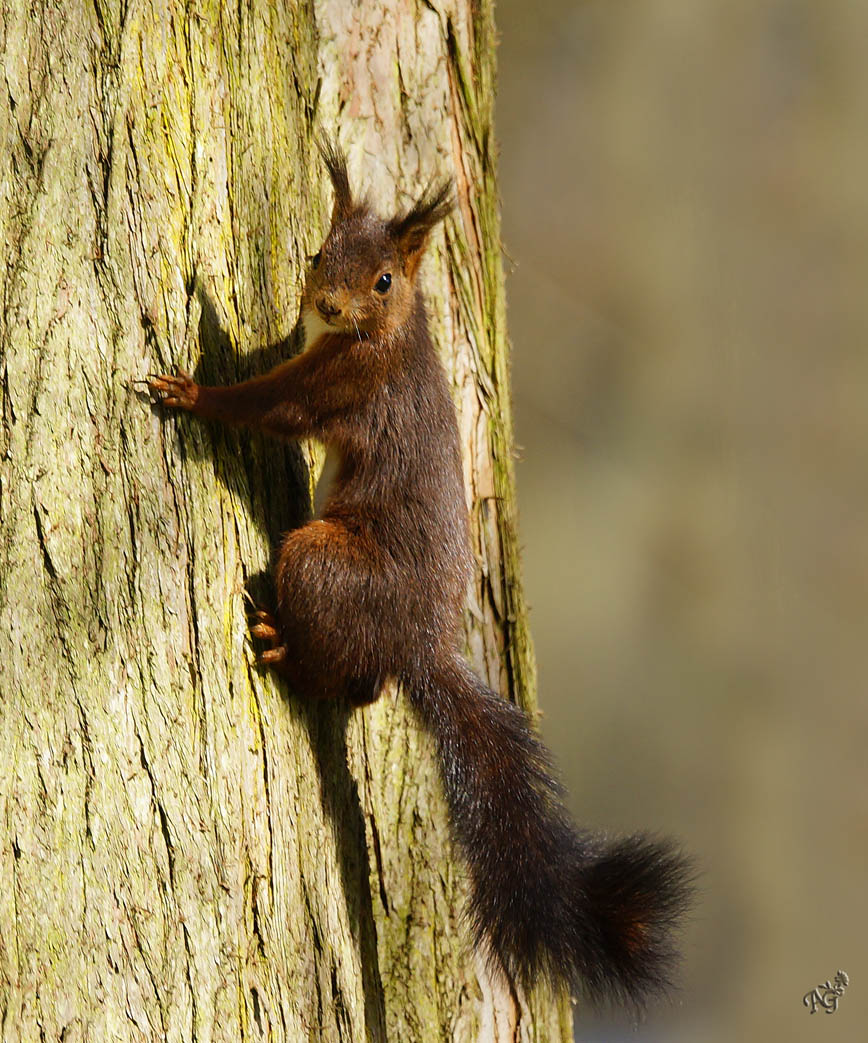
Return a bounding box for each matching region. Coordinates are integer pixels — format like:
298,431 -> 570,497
0,1 -> 571,1040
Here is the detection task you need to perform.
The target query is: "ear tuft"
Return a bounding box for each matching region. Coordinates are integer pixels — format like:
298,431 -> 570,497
318,136 -> 354,222
388,180 -> 453,269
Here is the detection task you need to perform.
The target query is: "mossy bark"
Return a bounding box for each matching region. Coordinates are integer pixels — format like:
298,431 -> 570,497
0,1 -> 571,1040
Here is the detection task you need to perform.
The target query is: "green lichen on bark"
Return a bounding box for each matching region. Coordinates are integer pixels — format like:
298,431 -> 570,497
442,1 -> 538,715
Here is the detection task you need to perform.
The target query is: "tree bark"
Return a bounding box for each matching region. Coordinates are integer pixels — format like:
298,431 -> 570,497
0,1 -> 571,1040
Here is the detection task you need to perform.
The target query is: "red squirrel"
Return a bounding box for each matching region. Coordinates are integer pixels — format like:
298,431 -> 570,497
149,140 -> 692,1007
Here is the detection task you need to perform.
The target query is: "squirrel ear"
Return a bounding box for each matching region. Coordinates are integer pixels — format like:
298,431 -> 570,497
318,137 -> 354,223
388,180 -> 453,276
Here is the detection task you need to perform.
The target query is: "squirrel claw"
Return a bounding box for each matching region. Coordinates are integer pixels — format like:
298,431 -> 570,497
258,646 -> 287,665
248,606 -> 288,666
148,371 -> 199,410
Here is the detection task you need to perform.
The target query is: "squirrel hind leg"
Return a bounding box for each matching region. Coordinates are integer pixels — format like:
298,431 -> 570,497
247,600 -> 381,704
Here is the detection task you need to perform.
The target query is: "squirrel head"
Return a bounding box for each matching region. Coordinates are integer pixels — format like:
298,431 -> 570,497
300,139 -> 452,345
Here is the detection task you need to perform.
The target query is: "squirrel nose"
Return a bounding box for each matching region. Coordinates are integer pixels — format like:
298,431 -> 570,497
316,296 -> 341,320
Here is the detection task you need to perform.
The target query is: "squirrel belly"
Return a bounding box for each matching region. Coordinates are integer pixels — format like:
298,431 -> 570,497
148,138 -> 693,1008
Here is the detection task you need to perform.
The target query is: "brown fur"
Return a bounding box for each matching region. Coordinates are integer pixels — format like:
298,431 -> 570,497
148,142 -> 692,1006
149,147 -> 467,704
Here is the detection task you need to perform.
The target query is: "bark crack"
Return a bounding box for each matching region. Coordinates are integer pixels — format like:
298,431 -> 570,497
32,502 -> 57,581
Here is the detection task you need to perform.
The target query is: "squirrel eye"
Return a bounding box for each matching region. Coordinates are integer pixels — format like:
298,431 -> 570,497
310,250 -> 322,269
374,272 -> 392,294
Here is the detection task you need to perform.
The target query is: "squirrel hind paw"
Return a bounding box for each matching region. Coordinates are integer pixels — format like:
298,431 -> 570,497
247,606 -> 288,665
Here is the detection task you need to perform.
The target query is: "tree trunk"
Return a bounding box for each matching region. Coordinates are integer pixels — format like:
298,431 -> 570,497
0,1 -> 571,1040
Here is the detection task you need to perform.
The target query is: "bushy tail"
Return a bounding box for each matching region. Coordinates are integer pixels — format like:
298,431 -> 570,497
407,653 -> 693,1007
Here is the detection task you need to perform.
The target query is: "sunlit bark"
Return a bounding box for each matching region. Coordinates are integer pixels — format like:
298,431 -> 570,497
0,1 -> 569,1039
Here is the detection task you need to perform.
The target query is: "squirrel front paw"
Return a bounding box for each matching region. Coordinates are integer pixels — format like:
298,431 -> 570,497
148,370 -> 199,410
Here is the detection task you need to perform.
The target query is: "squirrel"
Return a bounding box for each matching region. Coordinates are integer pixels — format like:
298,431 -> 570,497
148,140 -> 693,1008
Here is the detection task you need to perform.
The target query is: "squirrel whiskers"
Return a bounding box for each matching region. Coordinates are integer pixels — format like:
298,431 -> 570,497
148,139 -> 693,1008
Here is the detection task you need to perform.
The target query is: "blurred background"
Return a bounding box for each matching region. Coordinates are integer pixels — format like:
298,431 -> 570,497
494,2 -> 868,1040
